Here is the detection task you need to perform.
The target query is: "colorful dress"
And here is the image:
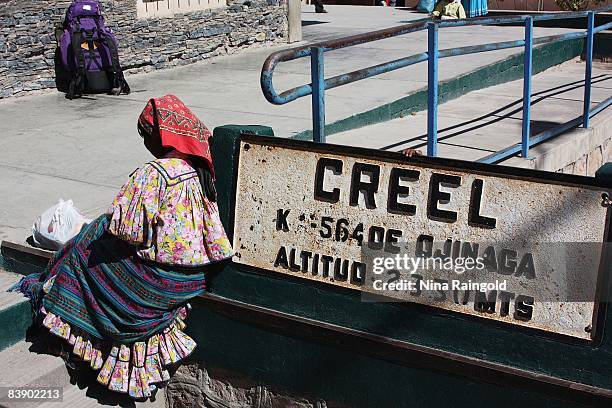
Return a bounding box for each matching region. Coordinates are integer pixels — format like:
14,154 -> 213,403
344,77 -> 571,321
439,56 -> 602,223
461,0 -> 487,17
108,157 -> 233,266
11,156 -> 232,399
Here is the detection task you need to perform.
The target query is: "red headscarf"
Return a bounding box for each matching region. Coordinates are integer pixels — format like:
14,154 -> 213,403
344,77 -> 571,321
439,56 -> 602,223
138,94 -> 214,177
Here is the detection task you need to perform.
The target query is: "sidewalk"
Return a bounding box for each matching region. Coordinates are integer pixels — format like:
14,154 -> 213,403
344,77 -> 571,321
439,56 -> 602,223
330,60 -> 611,161
0,5 -> 580,243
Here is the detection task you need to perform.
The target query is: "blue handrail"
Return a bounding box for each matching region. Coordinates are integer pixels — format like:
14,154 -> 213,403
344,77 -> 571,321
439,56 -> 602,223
260,7 -> 612,163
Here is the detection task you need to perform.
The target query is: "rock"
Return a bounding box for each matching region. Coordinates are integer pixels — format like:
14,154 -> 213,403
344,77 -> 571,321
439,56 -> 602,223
38,78 -> 56,87
587,146 -> 603,176
603,138 -> 612,162
574,154 -> 587,176
562,162 -> 575,175
0,18 -> 17,26
166,363 -> 328,408
15,36 -> 30,45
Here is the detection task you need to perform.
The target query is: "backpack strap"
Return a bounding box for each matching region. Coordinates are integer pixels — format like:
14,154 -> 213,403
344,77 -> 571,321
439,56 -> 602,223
81,28 -> 104,71
107,38 -> 130,95
98,27 -> 130,95
67,26 -> 86,100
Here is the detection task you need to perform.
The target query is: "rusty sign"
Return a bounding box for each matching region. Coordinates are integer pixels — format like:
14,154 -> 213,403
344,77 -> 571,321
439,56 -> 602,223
232,135 -> 611,340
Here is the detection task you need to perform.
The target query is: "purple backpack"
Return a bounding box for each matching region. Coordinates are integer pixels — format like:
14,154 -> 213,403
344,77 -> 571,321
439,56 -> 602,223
57,0 -> 130,99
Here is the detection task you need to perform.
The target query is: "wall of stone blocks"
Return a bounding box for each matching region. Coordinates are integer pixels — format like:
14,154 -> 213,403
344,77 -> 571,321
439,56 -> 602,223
0,0 -> 288,98
553,113 -> 612,176
558,138 -> 611,176
166,363 -> 331,408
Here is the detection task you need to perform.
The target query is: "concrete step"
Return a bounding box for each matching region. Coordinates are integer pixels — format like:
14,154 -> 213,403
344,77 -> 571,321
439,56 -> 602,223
37,386 -> 104,408
0,268 -> 31,352
0,270 -> 26,310
0,340 -> 70,405
0,240 -> 55,351
0,256 -> 167,407
0,340 -> 167,407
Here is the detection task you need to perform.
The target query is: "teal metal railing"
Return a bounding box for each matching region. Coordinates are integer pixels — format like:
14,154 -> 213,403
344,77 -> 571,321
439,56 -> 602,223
261,7 -> 612,163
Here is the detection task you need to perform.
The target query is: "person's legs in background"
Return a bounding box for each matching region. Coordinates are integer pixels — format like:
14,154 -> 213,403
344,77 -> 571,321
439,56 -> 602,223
312,0 -> 327,13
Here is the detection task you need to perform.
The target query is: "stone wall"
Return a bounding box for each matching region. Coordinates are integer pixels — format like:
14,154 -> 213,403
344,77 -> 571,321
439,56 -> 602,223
559,138 -> 610,176
0,0 -> 287,98
166,363 -> 334,408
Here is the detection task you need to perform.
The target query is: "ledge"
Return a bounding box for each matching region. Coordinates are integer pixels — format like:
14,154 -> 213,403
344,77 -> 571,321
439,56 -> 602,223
2,239 -> 612,405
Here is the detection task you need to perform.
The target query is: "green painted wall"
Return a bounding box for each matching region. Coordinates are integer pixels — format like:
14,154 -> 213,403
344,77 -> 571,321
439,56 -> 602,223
0,301 -> 32,351
190,309 -> 592,408
181,125 -> 612,407
594,32 -> 612,60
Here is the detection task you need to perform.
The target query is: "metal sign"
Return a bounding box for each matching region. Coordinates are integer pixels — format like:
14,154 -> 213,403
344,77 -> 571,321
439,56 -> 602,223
232,135 -> 611,340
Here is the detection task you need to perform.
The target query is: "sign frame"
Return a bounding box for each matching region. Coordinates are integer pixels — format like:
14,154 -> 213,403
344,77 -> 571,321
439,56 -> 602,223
230,133 -> 612,343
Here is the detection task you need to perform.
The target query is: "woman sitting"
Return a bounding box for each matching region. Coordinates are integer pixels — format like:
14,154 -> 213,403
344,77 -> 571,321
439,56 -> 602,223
11,94 -> 233,399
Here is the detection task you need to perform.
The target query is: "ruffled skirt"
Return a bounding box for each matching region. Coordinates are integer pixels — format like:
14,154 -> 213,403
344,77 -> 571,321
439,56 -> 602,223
11,214 -> 208,399
39,304 -> 195,398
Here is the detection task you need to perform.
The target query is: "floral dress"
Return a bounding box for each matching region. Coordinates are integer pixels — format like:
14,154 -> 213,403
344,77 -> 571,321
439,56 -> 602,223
35,157 -> 233,399
108,157 -> 233,266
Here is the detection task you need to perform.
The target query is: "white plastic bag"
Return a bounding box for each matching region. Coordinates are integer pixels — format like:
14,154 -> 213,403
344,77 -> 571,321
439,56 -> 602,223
32,199 -> 91,251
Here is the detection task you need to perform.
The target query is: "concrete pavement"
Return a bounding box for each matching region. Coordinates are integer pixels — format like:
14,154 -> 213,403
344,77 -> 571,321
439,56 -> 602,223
0,5 -> 584,243
330,59 -> 611,161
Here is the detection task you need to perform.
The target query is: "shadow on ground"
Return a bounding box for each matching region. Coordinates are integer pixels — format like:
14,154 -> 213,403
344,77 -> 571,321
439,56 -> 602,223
380,73 -> 612,152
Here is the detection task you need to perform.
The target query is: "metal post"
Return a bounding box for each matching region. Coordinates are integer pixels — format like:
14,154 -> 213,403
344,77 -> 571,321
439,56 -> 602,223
427,22 -> 438,157
521,17 -> 533,158
583,11 -> 594,128
311,47 -> 325,143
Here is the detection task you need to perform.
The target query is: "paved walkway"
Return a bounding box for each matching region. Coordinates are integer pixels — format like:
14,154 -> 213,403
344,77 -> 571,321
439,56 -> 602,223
0,5 -> 581,243
330,60 -> 611,161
